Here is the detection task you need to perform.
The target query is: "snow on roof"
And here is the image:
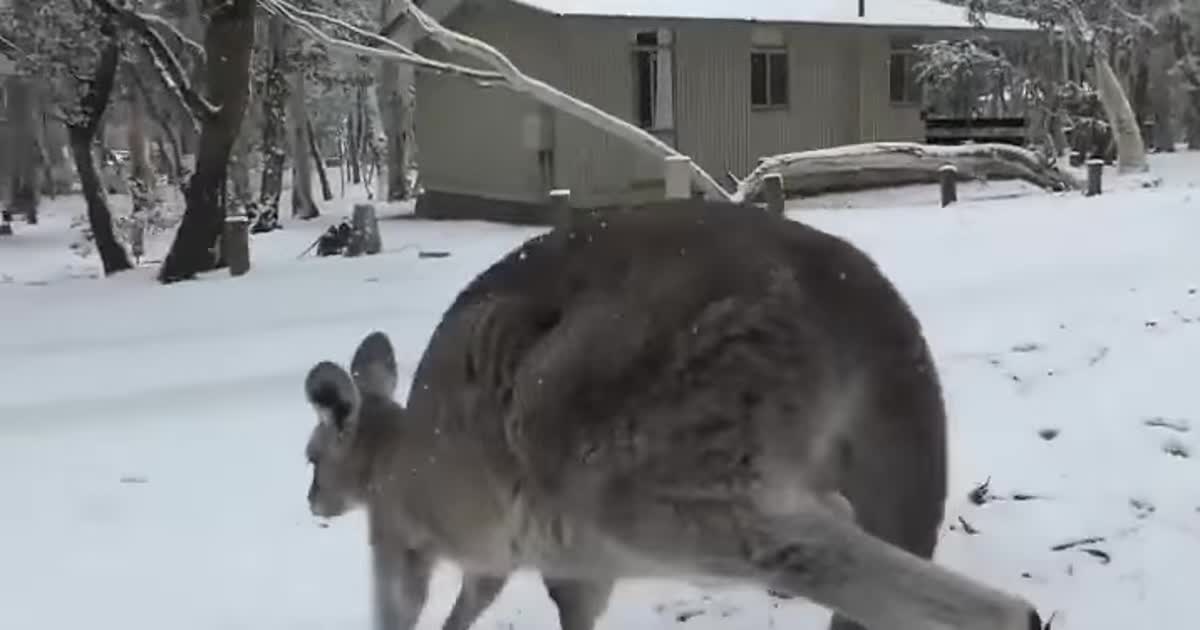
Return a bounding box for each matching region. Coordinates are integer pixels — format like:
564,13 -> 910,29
508,0 -> 1038,31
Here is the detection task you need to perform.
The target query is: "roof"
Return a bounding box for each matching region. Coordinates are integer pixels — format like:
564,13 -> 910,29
507,0 -> 1038,31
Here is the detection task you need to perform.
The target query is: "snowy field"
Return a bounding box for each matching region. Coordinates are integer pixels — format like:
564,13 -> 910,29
2,154 -> 1199,629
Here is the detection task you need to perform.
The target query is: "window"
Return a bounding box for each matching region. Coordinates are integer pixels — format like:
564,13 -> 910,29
632,29 -> 674,134
750,49 -> 789,108
888,38 -> 923,105
749,27 -> 788,109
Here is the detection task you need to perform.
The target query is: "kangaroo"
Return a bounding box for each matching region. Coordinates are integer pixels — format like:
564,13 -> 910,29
303,198 -> 1043,630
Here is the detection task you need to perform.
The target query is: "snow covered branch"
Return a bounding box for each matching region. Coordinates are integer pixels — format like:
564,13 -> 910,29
732,142 -> 1082,203
91,0 -> 219,121
258,0 -> 505,83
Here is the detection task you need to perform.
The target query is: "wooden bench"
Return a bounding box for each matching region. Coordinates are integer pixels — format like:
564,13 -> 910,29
924,116 -> 1028,147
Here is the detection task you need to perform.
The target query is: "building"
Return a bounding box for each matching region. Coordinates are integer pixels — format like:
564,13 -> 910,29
413,0 -> 1037,221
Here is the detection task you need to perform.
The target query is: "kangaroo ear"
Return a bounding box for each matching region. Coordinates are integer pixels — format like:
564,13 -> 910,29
305,361 -> 361,434
350,331 -> 398,398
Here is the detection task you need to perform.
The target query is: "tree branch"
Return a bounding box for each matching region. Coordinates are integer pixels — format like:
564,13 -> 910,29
142,12 -> 206,65
0,33 -> 22,57
259,0 -> 506,84
91,0 -> 220,120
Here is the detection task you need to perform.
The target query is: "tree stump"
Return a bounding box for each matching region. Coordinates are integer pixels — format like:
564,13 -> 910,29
1086,159 -> 1104,197
223,214 -> 251,277
347,203 -> 382,256
762,173 -> 785,213
938,164 -> 958,207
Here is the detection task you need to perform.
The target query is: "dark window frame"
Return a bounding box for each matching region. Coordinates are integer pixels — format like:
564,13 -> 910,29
750,47 -> 789,109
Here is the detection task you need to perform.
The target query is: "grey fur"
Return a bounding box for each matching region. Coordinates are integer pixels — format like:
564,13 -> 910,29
303,199 -> 1043,630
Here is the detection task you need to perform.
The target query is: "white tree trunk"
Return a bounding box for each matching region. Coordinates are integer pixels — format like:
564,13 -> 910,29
733,142 -> 1082,203
1092,52 -> 1148,173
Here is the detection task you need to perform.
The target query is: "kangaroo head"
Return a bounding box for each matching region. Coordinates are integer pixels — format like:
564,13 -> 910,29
303,330 -> 401,519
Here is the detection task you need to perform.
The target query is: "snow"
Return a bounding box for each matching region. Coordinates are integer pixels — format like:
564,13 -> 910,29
2,151 -> 1200,629
509,0 -> 1038,31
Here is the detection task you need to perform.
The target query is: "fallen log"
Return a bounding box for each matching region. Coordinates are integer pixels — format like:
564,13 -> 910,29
732,142 -> 1082,204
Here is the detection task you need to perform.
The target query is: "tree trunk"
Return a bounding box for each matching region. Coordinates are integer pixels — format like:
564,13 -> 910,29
308,118 -> 334,201
71,132 -> 133,275
377,0 -> 413,201
228,78 -> 257,210
129,65 -> 185,185
1169,17 -> 1200,149
1147,44 -> 1176,152
40,96 -> 70,197
377,59 -> 411,200
157,0 -> 257,283
1091,51 -> 1149,173
1132,55 -> 1150,134
67,23 -> 132,276
6,81 -> 42,223
1187,85 -> 1200,149
733,142 -> 1081,203
348,108 -> 362,184
229,128 -> 254,208
289,63 -> 319,219
177,0 -> 206,160
127,92 -> 152,184
258,15 -> 288,216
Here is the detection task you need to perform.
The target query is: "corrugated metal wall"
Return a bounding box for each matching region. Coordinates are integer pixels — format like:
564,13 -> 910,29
554,18 -> 645,205
674,22 -> 862,181
857,30 -> 926,142
414,0 -> 564,203
416,1 -> 932,208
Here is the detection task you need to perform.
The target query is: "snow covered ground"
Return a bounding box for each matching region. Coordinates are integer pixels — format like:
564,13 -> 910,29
1,153 -> 1199,629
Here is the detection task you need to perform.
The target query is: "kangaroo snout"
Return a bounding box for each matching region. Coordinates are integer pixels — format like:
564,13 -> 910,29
307,476 -> 350,519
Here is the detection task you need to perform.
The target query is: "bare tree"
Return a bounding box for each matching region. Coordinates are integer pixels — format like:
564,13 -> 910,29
96,0 -> 258,282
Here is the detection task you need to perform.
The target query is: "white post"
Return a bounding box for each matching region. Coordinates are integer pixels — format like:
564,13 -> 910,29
549,188 -> 572,232
664,155 -> 692,199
